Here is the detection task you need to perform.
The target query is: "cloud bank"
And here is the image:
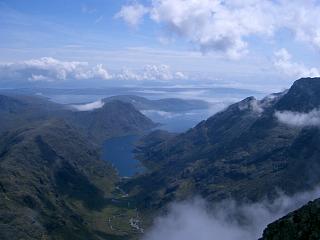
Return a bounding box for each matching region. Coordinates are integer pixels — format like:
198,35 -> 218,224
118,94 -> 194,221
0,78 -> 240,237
143,187 -> 320,240
117,64 -> 187,81
274,48 -> 320,78
0,58 -> 187,84
0,57 -> 111,82
117,0 -> 320,59
71,100 -> 105,111
275,109 -> 320,127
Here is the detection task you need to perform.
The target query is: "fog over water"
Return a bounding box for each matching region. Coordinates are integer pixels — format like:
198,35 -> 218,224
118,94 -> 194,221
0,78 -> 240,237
142,187 -> 320,240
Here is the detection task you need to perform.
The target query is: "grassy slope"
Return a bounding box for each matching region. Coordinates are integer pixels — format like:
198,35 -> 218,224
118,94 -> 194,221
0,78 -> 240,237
0,119 -> 145,239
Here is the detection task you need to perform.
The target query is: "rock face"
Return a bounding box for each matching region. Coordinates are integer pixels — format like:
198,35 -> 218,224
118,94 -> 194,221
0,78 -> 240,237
123,78 -> 320,209
260,198 -> 320,240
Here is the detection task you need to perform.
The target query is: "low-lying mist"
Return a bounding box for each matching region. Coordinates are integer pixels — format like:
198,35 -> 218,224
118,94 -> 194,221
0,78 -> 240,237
142,187 -> 320,240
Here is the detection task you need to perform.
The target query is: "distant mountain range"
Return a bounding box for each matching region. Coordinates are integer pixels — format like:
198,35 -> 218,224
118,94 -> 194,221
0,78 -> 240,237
103,95 -> 210,112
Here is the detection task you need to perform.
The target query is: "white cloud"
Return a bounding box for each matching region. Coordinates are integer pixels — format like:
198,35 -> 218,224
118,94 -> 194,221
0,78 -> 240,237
273,48 -> 320,78
116,64 -> 187,81
142,110 -> 182,119
29,74 -> 51,82
0,57 -> 112,82
117,0 -> 320,59
275,109 -> 320,127
0,58 -> 187,84
71,100 -> 105,111
115,3 -> 149,27
91,64 -> 111,80
143,187 -> 320,240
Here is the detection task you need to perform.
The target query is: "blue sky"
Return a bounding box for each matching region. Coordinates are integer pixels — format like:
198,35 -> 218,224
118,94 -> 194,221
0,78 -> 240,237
0,0 -> 319,91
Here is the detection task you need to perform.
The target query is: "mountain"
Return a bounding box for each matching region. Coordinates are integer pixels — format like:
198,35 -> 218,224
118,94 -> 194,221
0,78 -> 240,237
123,78 -> 320,209
69,100 -> 156,143
0,94 -> 156,143
261,198 -> 320,240
103,95 -> 210,112
0,94 -> 157,240
3,78 -> 320,239
275,77 -> 320,112
0,119 -> 137,240
0,94 -> 64,133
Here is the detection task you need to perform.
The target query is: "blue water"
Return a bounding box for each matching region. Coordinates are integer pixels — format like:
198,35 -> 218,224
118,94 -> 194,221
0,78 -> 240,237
101,104 -> 232,176
102,135 -> 145,177
101,108 -> 213,177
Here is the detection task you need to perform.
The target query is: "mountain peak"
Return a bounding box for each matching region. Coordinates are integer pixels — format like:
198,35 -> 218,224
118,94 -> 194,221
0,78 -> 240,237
276,77 -> 320,112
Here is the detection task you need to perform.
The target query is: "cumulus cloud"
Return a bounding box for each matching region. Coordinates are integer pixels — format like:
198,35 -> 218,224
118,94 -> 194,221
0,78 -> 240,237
275,109 -> 320,127
116,64 -> 187,81
115,3 -> 149,27
0,57 -> 112,82
117,0 -> 320,59
143,187 -> 320,240
274,48 -> 320,78
71,100 -> 105,111
0,58 -> 186,83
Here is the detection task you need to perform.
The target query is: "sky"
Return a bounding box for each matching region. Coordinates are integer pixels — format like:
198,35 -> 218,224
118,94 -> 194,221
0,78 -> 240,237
0,0 -> 319,91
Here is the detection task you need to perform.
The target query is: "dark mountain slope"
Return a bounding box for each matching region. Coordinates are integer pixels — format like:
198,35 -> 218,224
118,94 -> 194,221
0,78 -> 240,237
0,119 -> 139,240
0,94 -> 156,143
261,198 -> 320,240
275,77 -> 320,112
0,95 -> 63,133
124,78 -> 320,209
69,100 -> 156,143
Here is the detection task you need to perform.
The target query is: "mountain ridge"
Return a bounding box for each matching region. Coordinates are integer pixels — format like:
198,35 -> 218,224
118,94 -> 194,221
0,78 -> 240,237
124,77 -> 320,209
0,94 -> 156,240
103,95 -> 210,112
